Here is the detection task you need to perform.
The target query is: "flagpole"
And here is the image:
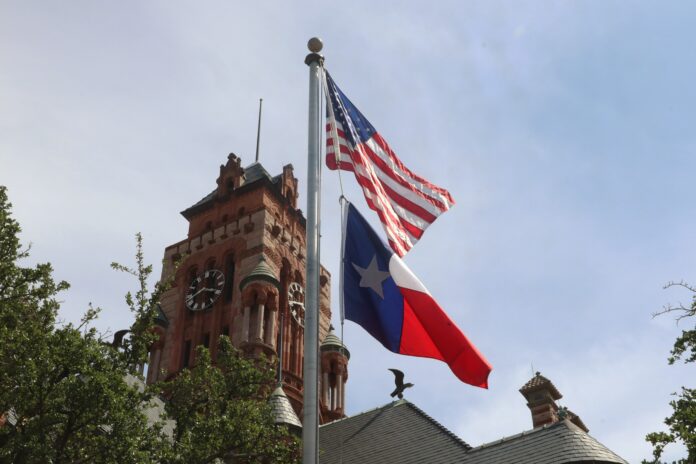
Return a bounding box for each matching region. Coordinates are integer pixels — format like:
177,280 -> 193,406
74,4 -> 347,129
303,36 -> 323,464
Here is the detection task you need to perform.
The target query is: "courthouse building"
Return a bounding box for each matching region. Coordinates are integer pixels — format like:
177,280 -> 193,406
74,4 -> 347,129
146,153 -> 627,463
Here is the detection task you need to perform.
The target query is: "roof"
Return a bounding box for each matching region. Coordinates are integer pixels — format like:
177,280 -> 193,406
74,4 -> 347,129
180,161 -> 279,217
519,372 -> 562,400
318,400 -> 471,464
243,161 -> 275,184
462,419 -> 628,464
239,255 -> 279,290
268,385 -> 302,429
154,304 -> 169,328
321,328 -> 350,359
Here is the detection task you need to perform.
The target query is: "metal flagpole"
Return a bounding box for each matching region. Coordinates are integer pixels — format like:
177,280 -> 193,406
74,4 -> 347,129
303,36 -> 323,464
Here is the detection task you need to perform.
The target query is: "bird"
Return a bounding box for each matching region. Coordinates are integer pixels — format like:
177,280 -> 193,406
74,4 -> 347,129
388,368 -> 414,399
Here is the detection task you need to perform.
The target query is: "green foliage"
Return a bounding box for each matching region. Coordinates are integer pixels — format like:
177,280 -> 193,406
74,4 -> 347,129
111,232 -> 172,372
645,282 -> 696,463
0,185 -> 300,463
0,186 -> 167,463
160,340 -> 300,463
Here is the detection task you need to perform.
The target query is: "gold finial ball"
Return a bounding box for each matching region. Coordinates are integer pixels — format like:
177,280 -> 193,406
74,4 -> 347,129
307,37 -> 323,53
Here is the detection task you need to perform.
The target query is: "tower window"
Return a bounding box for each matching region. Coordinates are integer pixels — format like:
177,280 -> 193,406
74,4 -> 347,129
223,254 -> 235,303
182,340 -> 192,368
202,333 -> 210,349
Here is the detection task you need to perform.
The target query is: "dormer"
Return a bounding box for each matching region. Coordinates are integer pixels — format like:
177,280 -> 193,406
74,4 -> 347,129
280,164 -> 299,208
216,153 -> 245,198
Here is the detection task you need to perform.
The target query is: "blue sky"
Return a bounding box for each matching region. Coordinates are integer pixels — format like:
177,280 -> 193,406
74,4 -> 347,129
2,1 -> 695,461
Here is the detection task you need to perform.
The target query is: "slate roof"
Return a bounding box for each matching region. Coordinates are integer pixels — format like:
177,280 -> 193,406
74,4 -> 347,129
239,255 -> 280,290
318,401 -> 627,464
320,328 -> 350,359
181,161 -> 279,216
318,400 -> 472,464
462,419 -> 628,464
243,161 -> 276,184
269,385 -> 302,429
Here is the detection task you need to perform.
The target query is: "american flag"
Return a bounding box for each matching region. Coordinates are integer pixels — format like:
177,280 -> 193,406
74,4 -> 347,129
324,71 -> 455,256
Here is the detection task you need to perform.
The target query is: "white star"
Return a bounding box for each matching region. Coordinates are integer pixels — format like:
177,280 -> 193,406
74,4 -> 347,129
352,255 -> 390,298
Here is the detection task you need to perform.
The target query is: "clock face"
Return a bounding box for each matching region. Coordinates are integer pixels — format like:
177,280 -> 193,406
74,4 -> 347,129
186,269 -> 225,311
288,281 -> 305,327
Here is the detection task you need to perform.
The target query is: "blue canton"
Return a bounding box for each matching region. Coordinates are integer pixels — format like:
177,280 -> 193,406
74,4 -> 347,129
326,72 -> 377,146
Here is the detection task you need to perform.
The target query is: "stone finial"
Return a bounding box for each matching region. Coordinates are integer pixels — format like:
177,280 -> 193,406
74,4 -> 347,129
216,153 -> 245,196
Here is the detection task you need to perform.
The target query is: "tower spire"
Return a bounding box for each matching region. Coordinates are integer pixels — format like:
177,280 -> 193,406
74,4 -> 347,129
255,98 -> 263,163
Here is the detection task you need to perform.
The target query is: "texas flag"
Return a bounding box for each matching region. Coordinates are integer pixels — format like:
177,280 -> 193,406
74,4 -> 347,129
341,201 -> 492,388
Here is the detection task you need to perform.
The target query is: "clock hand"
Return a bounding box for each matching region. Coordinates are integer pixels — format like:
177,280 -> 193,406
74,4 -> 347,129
187,287 -> 211,299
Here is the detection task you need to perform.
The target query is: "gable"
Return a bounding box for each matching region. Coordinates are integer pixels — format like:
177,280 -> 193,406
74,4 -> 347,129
319,400 -> 471,464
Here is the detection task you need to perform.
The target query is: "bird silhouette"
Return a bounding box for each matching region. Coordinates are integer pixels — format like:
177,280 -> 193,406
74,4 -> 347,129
388,368 -> 414,399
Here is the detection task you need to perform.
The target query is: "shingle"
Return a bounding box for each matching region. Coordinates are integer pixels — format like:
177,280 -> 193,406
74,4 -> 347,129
180,162 -> 277,216
519,371 -> 562,400
461,420 -> 628,464
319,400 -> 471,464
269,385 -> 302,429
319,401 -> 628,464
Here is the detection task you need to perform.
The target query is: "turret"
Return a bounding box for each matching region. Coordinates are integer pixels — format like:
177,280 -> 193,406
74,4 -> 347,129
239,255 -> 279,358
320,326 -> 350,422
269,385 -> 302,435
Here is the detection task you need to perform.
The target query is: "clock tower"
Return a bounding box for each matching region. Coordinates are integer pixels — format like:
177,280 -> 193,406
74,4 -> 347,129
147,153 -> 349,424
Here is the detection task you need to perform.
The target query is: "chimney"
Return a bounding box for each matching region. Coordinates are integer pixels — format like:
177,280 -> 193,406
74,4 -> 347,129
519,372 -> 590,432
519,371 -> 563,429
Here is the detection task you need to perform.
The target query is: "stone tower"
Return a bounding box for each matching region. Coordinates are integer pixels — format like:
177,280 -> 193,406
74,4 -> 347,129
147,153 -> 348,423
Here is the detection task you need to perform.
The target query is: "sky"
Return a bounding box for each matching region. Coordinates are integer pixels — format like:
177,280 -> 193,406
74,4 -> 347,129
2,1 -> 695,461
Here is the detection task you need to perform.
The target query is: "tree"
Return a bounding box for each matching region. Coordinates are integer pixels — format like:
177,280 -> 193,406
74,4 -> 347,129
160,341 -> 300,463
0,186 -> 167,463
110,231 -> 300,464
644,281 -> 696,463
0,186 -> 300,463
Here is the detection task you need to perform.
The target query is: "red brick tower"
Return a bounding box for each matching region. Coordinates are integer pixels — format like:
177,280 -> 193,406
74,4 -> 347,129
147,153 -> 347,423
320,327 -> 350,422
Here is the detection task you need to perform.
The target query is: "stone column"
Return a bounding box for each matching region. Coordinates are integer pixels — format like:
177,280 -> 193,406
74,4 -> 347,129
337,373 -> 343,410
242,306 -> 250,343
256,304 -> 265,340
322,372 -> 329,406
341,374 -> 346,411
265,309 -> 276,346
299,329 -> 304,374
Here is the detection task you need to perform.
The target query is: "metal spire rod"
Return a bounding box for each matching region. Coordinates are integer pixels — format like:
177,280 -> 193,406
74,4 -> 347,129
255,98 -> 263,163
303,36 -> 324,464
278,311 -> 285,385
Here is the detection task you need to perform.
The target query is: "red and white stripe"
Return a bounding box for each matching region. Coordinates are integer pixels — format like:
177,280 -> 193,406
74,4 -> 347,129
326,119 -> 454,256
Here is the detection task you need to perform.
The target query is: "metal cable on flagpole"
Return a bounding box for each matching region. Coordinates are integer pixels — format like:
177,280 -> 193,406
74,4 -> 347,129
303,37 -> 323,464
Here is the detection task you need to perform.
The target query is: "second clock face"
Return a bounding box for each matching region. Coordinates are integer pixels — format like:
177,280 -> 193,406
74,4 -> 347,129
186,269 -> 225,311
288,281 -> 305,327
